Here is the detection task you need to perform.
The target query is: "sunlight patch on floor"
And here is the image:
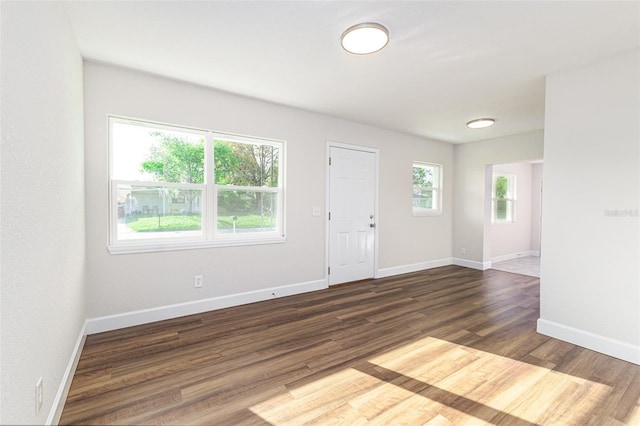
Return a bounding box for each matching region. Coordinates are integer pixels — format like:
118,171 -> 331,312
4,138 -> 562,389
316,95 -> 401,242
250,336 -> 612,425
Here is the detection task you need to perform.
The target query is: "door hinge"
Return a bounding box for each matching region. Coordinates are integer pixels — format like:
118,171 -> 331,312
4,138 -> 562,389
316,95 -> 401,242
328,212 -> 331,220
328,266 -> 331,275
329,157 -> 332,166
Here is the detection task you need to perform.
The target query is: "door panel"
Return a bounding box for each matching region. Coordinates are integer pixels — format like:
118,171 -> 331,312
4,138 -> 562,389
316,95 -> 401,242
329,146 -> 376,285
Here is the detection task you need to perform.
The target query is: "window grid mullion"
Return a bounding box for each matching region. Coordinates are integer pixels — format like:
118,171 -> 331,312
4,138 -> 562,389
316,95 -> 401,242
215,185 -> 279,192
205,133 -> 216,240
111,180 -> 205,190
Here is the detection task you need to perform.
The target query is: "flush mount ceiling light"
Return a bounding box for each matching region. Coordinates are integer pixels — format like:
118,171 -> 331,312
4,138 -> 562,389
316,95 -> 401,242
341,22 -> 389,55
466,118 -> 496,129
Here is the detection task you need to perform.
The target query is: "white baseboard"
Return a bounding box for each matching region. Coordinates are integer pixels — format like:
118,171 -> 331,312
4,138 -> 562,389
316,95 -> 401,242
47,321 -> 87,425
537,319 -> 640,365
87,257 -> 472,334
452,257 -> 492,270
86,279 -> 327,335
376,258 -> 453,278
491,251 -> 540,263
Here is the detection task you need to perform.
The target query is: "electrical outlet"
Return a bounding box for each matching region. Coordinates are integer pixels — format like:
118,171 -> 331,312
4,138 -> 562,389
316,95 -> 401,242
194,275 -> 203,288
461,248 -> 466,255
35,377 -> 43,415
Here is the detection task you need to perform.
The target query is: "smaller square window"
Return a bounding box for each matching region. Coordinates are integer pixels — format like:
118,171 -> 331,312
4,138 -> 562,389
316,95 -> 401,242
412,162 -> 442,216
493,173 -> 516,222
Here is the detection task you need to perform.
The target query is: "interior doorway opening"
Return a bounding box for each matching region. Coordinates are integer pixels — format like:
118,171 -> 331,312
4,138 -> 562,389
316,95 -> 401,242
485,160 -> 543,277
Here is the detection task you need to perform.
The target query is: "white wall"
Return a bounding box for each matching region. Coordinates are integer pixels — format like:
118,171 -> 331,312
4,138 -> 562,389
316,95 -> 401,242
83,63 -> 453,323
539,49 -> 640,364
489,162 -> 533,261
453,131 -> 544,269
0,2 -> 86,424
530,163 -> 543,253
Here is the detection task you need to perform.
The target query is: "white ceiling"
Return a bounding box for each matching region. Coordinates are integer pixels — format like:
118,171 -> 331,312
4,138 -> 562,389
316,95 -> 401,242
64,1 -> 639,143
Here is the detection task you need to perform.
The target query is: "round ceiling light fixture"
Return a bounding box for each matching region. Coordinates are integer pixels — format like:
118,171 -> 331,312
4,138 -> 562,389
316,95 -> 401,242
341,22 -> 389,55
466,118 -> 496,129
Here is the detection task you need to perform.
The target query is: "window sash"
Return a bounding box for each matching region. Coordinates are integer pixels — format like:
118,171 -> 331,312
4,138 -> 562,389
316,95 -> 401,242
492,173 -> 516,222
493,198 -> 514,222
412,162 -> 442,216
214,188 -> 282,238
111,181 -> 207,244
412,186 -> 439,210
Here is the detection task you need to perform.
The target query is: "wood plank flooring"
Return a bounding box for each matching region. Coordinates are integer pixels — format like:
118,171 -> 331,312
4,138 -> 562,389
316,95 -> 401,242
60,266 -> 640,425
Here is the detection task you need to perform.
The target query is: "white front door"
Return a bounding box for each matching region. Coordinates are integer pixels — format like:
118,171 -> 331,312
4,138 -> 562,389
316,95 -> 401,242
328,146 -> 377,285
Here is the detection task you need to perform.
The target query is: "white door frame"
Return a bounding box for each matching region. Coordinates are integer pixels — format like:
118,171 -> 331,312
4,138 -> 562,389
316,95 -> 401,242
325,141 -> 380,285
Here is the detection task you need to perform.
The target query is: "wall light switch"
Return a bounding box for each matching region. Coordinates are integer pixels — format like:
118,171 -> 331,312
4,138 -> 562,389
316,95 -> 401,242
312,207 -> 321,216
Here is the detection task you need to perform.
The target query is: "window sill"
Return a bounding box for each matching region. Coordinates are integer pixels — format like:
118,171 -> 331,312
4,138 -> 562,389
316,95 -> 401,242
108,235 -> 285,255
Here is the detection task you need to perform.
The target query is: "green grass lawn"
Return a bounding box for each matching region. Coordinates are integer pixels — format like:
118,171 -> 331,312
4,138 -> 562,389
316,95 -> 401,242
126,214 -> 202,232
125,213 -> 275,232
217,214 -> 275,230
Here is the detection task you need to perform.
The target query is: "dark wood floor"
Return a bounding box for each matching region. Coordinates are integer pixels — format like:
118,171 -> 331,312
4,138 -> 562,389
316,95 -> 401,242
60,266 -> 640,425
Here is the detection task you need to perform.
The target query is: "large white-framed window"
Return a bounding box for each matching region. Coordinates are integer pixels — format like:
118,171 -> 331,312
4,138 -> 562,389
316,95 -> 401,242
109,116 -> 285,253
412,162 -> 442,216
492,173 -> 516,222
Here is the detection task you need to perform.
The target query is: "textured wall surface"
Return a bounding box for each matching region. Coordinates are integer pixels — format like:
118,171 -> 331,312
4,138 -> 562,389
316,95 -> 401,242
541,49 -> 639,356
1,2 -> 86,424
